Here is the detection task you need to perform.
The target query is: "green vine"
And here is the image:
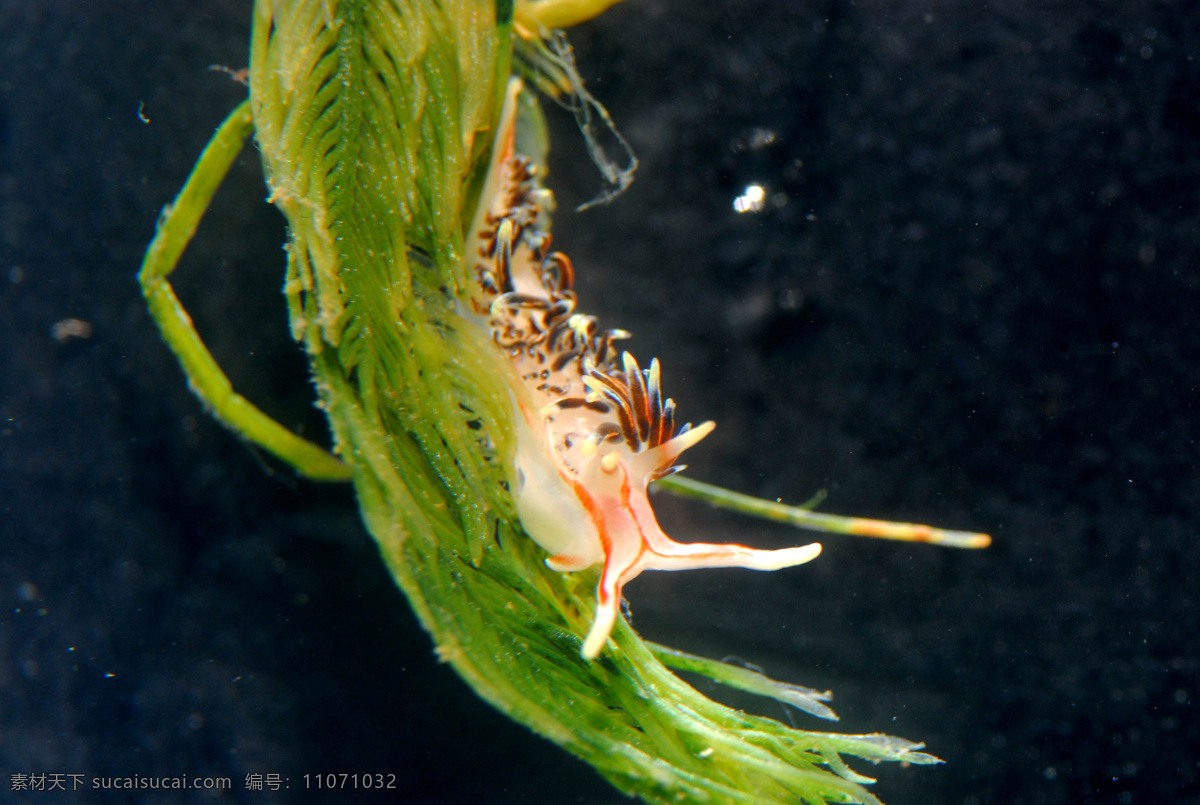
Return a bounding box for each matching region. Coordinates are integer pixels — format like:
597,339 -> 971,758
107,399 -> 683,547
137,3 -> 980,801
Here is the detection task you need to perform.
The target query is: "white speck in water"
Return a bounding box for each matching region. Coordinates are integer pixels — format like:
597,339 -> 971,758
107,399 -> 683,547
733,184 -> 766,213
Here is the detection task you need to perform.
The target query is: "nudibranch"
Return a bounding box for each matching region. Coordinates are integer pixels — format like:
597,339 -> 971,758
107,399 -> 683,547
466,82 -> 821,660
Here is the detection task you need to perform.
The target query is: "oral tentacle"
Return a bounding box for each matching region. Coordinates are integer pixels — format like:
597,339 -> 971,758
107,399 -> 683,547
580,522 -> 646,660
625,476 -> 823,572
643,539 -> 822,572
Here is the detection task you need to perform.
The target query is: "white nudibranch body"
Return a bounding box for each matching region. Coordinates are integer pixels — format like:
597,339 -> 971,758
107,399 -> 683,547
465,82 -> 820,660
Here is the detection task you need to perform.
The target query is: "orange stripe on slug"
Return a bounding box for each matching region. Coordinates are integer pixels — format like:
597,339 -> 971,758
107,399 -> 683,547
570,477 -> 613,559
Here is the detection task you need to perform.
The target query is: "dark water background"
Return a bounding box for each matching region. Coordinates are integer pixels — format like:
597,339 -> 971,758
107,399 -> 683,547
2,1 -> 1198,803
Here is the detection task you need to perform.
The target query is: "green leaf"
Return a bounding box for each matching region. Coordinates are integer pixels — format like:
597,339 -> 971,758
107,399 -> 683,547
237,2 -> 939,801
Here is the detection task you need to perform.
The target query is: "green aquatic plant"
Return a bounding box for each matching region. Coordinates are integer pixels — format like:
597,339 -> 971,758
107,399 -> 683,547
139,1 -> 988,802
